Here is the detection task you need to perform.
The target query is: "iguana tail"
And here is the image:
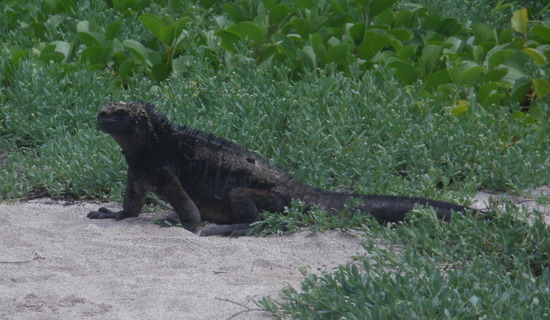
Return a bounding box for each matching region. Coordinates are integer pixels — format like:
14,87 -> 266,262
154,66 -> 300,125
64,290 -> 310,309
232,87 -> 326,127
355,194 -> 471,223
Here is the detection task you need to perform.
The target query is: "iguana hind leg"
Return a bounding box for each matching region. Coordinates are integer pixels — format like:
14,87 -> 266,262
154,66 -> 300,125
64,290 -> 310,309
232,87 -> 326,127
199,188 -> 288,237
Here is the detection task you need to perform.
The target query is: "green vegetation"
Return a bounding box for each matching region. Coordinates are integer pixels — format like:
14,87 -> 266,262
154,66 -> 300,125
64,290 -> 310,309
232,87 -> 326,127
0,0 -> 548,318
249,198 -> 377,236
259,206 -> 548,319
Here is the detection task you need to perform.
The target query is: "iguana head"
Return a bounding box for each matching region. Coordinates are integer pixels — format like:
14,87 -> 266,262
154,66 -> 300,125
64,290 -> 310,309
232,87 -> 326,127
98,101 -> 155,154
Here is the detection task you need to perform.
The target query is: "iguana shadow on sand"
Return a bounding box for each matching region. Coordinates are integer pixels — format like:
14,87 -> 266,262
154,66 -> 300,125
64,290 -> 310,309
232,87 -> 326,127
88,101 -> 473,236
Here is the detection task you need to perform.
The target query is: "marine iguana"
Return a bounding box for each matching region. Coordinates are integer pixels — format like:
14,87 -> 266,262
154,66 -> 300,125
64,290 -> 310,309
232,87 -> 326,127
87,101 -> 471,236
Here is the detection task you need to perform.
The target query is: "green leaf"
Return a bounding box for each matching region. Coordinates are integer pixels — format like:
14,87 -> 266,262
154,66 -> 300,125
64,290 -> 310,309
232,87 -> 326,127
425,69 -> 450,91
215,30 -> 240,52
449,65 -> 484,86
512,111 -> 538,124
175,16 -> 190,31
9,47 -> 28,65
486,47 -> 516,69
117,59 -> 137,80
223,4 -> 246,23
478,82 -> 506,107
327,36 -> 340,47
483,68 -> 507,83
358,33 -> 392,61
483,92 -> 506,107
349,23 -> 366,43
272,34 -> 295,53
309,33 -> 324,57
447,67 -> 463,86
76,20 -> 90,33
198,0 -> 218,9
397,44 -> 418,60
105,21 -> 122,41
323,44 -> 350,65
80,46 -> 112,65
451,100 -> 469,116
269,4 -> 290,24
388,28 -> 413,42
471,23 -> 494,43
291,19 -> 315,39
77,31 -> 106,47
511,8 -> 528,34
123,39 -> 149,64
296,0 -> 316,10
369,0 -> 399,18
394,9 -> 413,27
328,0 -> 347,13
501,50 -> 530,82
173,29 -> 188,49
510,77 -> 532,104
377,8 -> 395,25
38,44 -> 65,63
386,58 -> 418,84
445,37 -> 462,53
526,104 -> 544,121
159,26 -> 175,45
532,78 -> 550,97
258,43 -> 283,66
262,0 -> 277,9
437,83 -> 456,97
113,50 -> 127,64
522,48 -> 546,65
531,25 -> 550,42
151,63 -> 169,81
437,18 -> 463,37
227,22 -> 265,42
139,14 -> 167,40
419,44 -> 443,75
472,45 -> 486,64
298,45 -> 316,68
147,51 -> 162,66
51,40 -> 71,61
498,29 -> 514,43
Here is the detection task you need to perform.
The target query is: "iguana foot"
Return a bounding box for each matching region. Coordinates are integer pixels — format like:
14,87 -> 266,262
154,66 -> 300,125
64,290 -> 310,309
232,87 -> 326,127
87,207 -> 126,220
199,223 -> 252,237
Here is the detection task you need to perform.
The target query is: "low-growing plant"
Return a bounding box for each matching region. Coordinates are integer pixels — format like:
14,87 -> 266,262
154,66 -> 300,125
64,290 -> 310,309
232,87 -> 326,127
410,0 -> 548,29
2,1 -> 547,116
1,58 -> 547,200
213,1 -> 549,117
258,206 -> 549,319
249,198 -> 376,236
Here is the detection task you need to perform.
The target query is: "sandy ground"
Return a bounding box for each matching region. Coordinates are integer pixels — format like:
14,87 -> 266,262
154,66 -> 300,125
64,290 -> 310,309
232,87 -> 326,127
0,187 -> 547,320
0,200 -> 369,320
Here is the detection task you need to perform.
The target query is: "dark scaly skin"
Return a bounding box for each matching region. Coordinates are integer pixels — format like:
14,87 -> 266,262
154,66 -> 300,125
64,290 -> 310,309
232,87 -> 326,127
87,101 -> 472,236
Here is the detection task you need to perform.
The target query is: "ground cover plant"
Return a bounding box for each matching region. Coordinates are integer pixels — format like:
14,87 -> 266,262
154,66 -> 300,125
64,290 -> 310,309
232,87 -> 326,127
258,206 -> 548,319
0,0 -> 548,318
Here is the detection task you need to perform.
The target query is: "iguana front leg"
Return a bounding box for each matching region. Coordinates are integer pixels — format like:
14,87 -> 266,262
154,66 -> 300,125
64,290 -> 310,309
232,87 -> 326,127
200,188 -> 288,237
150,168 -> 201,232
88,167 -> 201,232
87,169 -> 147,220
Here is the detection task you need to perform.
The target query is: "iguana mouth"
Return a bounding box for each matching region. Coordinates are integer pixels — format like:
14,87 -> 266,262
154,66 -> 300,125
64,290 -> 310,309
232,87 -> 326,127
97,117 -> 120,132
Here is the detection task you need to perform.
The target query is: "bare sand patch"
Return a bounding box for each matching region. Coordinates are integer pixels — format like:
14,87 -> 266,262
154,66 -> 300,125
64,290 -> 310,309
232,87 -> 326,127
0,200 -> 366,320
